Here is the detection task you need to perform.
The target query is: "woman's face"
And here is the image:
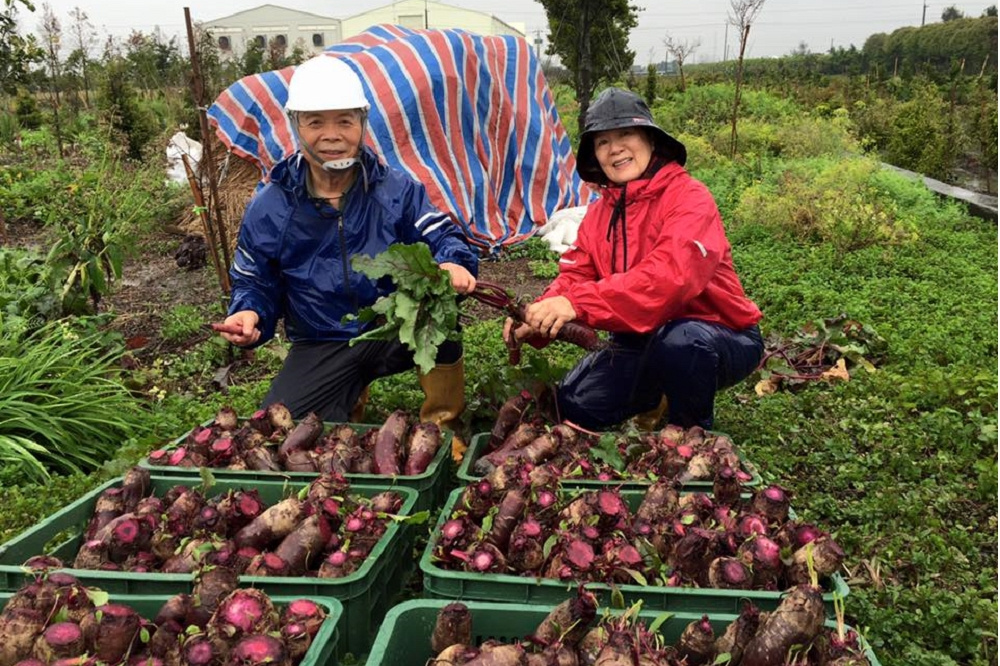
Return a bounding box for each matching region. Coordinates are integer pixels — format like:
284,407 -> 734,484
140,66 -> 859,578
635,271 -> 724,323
593,127 -> 653,185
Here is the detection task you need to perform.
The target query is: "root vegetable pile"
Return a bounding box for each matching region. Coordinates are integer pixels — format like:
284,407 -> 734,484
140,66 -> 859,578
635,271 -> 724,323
147,404 -> 442,476
481,394 -> 752,485
434,469 -> 845,592
427,588 -> 870,666
52,468 -> 405,578
0,567 -> 328,666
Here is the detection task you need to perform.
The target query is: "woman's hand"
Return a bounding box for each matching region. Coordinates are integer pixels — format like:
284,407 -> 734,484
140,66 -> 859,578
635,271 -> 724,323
217,310 -> 261,347
440,262 -> 477,295
523,296 -> 577,339
503,317 -> 534,344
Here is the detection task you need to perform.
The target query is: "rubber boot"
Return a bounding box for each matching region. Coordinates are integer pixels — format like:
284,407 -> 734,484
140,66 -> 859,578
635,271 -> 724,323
418,358 -> 468,462
634,395 -> 668,432
350,386 -> 369,423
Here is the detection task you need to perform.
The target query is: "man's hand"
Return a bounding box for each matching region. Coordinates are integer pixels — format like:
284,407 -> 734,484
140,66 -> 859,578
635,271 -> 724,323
440,262 -> 477,295
216,310 -> 261,347
524,296 -> 577,339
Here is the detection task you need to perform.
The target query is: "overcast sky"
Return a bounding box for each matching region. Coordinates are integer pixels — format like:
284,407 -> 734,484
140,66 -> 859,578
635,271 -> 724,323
19,0 -> 997,64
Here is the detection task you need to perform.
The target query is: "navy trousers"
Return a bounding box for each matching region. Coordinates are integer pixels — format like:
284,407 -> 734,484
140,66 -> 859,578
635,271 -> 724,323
556,319 -> 763,430
263,338 -> 462,422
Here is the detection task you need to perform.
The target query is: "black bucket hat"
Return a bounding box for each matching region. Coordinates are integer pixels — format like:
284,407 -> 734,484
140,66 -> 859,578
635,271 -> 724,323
575,87 -> 687,185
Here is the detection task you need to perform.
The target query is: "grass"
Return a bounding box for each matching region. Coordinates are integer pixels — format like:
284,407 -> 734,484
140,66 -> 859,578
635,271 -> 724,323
0,103 -> 995,665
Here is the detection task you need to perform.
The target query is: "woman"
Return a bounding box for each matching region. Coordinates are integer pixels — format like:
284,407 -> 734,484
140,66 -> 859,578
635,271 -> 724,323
505,87 -> 762,430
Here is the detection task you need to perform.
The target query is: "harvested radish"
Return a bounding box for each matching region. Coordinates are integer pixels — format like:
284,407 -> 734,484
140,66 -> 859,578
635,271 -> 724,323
431,602 -> 472,653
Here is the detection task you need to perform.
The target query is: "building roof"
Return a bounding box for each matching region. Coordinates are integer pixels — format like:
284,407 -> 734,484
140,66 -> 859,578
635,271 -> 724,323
204,4 -> 338,25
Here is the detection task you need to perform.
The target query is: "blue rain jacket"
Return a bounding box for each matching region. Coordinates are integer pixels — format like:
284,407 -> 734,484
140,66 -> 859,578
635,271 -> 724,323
228,146 -> 479,347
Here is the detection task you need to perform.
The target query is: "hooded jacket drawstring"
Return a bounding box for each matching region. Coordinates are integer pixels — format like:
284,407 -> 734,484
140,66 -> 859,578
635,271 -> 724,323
605,184 -> 629,273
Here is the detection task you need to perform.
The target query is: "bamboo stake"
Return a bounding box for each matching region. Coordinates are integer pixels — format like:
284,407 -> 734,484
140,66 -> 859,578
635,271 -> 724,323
184,7 -> 233,289
181,153 -> 230,294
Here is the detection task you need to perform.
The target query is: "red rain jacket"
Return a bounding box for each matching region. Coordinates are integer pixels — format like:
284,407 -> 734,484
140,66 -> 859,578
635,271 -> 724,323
540,162 -> 762,334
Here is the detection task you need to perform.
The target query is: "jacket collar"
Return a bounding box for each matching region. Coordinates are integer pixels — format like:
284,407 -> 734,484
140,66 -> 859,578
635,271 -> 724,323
269,145 -> 384,197
601,161 -> 685,206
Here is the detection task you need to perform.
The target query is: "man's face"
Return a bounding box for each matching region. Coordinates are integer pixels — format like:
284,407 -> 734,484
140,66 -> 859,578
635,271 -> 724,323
296,109 -> 363,167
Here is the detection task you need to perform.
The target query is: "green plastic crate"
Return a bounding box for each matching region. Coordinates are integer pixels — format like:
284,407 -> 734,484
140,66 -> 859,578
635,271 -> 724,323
457,430 -> 762,490
0,591 -> 341,666
0,475 -> 419,659
365,599 -> 881,666
138,420 -> 453,512
419,486 -> 850,617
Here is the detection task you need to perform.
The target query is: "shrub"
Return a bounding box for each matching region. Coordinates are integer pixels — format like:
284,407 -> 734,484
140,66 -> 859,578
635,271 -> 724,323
0,111 -> 19,147
883,78 -> 957,180
733,156 -> 919,252
98,59 -> 158,160
13,88 -> 42,130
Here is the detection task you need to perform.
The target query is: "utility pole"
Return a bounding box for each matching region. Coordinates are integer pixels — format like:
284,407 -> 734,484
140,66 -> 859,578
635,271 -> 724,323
425,0 -> 429,28
723,22 -> 729,61
533,29 -> 543,59
921,0 -> 927,26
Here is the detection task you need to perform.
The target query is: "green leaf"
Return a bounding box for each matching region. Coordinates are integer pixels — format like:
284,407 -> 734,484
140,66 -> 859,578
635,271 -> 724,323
647,610 -> 673,634
590,433 -> 625,471
542,533 -> 559,559
86,588 -> 110,607
620,567 -> 648,586
199,467 -> 216,494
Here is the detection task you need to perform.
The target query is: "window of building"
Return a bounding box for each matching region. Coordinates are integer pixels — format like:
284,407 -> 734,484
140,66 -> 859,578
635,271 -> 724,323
312,33 -> 324,47
218,36 -> 231,51
253,35 -> 266,48
274,34 -> 287,47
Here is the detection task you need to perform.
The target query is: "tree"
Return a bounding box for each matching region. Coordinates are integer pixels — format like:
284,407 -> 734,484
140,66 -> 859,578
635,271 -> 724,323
941,5 -> 965,20
728,0 -> 767,158
539,0 -> 640,133
38,2 -> 63,156
1,0 -> 43,95
66,6 -> 94,106
983,5 -> 997,16
662,33 -> 700,92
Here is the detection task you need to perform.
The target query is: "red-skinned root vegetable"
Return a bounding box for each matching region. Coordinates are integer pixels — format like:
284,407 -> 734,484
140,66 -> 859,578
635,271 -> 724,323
83,487 -> 125,542
191,566 -> 240,627
462,642 -> 526,666
476,423 -> 541,475
153,593 -> 195,628
243,446 -> 281,472
431,602 -> 473,654
488,390 -> 534,450
233,497 -> 306,550
532,588 -> 598,647
277,412 -> 324,463
677,615 -> 716,666
486,487 -> 527,550
85,603 -> 142,665
31,621 -> 86,662
317,548 -> 357,579
750,484 -> 791,525
591,628 -> 633,666
272,514 -> 332,575
182,633 -> 226,666
712,465 -> 742,508
209,589 -> 278,641
280,599 -> 327,640
404,422 -> 442,475
707,556 -> 754,589
714,603 -> 761,665
227,634 -> 289,666
740,585 -> 826,666
0,607 -> 47,664
373,410 -> 409,475
737,535 -> 783,589
266,402 -> 295,431
281,622 -> 313,663
786,535 -> 846,585
20,555 -> 65,572
434,644 -> 479,666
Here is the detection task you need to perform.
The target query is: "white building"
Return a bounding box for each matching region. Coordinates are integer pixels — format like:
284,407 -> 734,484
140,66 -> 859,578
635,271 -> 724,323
203,2 -> 525,60
341,0 -> 524,39
203,5 -> 342,60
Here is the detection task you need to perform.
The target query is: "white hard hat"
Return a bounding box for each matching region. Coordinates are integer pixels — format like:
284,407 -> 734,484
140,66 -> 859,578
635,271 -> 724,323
285,56 -> 370,112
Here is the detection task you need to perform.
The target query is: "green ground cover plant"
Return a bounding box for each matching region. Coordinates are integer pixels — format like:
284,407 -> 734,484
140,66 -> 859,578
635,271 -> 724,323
0,82 -> 994,666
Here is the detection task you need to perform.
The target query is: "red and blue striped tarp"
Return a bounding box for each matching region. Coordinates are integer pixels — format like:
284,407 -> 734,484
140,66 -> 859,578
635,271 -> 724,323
207,24 -> 592,253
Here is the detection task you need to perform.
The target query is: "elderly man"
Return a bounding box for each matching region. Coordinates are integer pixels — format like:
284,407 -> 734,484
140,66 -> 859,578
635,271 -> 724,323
217,55 -> 479,458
